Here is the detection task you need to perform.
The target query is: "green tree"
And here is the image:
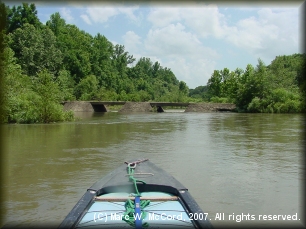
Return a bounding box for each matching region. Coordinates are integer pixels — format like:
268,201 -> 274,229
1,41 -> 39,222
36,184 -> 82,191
55,24 -> 92,83
158,67 -> 179,87
222,69 -> 240,102
0,3 -> 6,123
178,81 -> 189,96
46,12 -> 66,37
189,85 -> 209,100
152,79 -> 169,101
3,47 -> 72,123
90,33 -> 114,87
9,23 -> 62,76
56,69 -> 75,101
2,46 -> 34,123
74,75 -> 99,100
33,70 -> 73,123
112,44 -> 135,77
152,61 -> 161,78
6,3 -> 42,34
134,57 -> 153,79
207,70 -> 222,98
235,64 -> 255,110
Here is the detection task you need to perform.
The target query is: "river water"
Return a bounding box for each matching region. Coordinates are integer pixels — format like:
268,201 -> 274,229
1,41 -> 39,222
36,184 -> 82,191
2,111 -> 305,228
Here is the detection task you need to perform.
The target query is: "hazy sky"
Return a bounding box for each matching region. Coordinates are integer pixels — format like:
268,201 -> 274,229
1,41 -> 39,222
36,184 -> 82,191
7,1 -> 303,88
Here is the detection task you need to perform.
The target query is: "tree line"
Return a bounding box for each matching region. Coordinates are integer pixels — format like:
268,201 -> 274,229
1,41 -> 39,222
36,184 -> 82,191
0,3 -> 305,124
189,55 -> 305,113
1,3 -> 189,123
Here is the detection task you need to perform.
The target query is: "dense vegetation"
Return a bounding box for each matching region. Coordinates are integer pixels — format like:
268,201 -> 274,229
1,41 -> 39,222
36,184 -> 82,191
190,55 -> 305,113
1,3 -> 305,124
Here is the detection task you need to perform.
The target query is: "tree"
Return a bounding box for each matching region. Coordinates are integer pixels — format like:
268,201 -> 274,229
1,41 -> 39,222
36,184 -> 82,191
74,75 -> 99,100
189,85 -> 209,100
55,24 -> 92,83
221,69 -> 240,102
179,81 -> 188,96
152,61 -> 161,78
268,54 -> 302,91
131,57 -> 153,81
112,44 -> 135,76
235,64 -> 255,110
90,33 -> 114,87
207,70 -> 222,98
2,46 -> 33,123
3,47 -> 72,123
6,3 -> 42,34
32,70 -> 74,123
254,59 -> 268,100
9,23 -> 62,76
0,3 -> 6,123
56,69 -> 75,101
46,12 -> 66,37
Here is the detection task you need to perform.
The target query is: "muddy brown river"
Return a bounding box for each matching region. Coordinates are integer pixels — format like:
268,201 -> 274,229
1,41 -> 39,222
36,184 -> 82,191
2,111 -> 304,228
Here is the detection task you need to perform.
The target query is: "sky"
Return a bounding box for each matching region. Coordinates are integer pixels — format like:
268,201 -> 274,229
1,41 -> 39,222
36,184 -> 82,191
6,1 -> 303,89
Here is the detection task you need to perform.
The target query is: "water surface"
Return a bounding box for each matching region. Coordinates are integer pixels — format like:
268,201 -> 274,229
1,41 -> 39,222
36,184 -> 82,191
2,112 -> 304,227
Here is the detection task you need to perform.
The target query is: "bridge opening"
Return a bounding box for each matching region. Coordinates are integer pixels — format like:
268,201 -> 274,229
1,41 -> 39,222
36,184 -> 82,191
156,106 -> 164,112
91,104 -> 108,112
216,108 -> 235,112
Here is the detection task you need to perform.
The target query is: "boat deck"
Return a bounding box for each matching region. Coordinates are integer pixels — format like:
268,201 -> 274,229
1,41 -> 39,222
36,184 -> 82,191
76,192 -> 194,228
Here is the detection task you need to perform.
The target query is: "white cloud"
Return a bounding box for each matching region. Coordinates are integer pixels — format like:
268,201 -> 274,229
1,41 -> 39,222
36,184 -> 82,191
146,6 -> 299,61
121,24 -> 219,87
147,8 -> 181,28
224,8 -> 299,61
165,57 -> 217,88
60,7 -> 74,23
182,6 -> 228,39
147,6 -> 227,38
85,7 -> 118,23
225,16 -> 279,51
123,31 -> 143,55
80,5 -> 140,25
118,6 -> 140,22
80,14 -> 91,25
145,23 -> 218,58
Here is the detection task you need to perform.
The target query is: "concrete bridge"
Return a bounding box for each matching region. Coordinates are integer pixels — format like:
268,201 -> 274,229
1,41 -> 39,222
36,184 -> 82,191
62,101 -> 236,113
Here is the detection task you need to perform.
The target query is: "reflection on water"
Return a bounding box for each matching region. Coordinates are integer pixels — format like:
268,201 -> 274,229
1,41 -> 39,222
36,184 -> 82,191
2,112 -> 304,227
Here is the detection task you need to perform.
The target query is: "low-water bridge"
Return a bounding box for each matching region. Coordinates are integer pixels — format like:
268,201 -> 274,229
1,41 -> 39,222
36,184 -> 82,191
90,101 -> 189,112
62,101 -> 236,112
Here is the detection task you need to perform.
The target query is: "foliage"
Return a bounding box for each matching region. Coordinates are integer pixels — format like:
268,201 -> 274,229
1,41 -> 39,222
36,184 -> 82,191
75,75 -> 99,100
247,89 -> 302,113
6,3 -> 42,33
3,47 -> 74,123
0,3 -> 6,123
56,69 -> 75,101
189,85 -> 209,101
8,23 -> 62,76
202,55 -> 305,113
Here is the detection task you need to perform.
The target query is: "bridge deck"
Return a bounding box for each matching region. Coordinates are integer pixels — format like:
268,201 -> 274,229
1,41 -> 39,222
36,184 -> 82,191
149,102 -> 189,106
74,101 -> 190,106
89,101 -> 126,105
62,101 -> 236,112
